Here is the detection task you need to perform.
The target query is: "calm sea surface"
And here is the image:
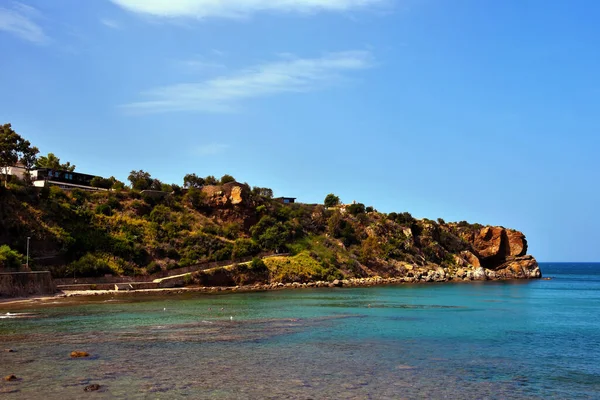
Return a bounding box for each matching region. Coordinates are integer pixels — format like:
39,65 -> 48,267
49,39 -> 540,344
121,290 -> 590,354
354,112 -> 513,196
1,263 -> 599,399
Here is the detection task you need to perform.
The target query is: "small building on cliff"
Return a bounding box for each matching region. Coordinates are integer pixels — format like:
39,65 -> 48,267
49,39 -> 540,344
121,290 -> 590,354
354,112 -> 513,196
274,197 -> 296,204
4,161 -> 27,181
31,169 -> 107,191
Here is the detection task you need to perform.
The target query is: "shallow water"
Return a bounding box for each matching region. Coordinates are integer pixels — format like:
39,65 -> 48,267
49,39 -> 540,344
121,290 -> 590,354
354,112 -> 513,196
1,263 -> 599,399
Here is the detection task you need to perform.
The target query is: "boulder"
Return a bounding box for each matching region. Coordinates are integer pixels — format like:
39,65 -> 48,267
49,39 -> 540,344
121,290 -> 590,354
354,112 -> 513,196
84,384 -> 101,392
473,267 -> 487,281
4,375 -> 18,382
495,255 -> 540,279
70,351 -> 90,358
332,279 -> 343,287
460,251 -> 481,268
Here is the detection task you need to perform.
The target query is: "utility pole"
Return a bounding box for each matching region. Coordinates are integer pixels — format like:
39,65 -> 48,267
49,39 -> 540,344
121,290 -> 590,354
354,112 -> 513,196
26,236 -> 30,269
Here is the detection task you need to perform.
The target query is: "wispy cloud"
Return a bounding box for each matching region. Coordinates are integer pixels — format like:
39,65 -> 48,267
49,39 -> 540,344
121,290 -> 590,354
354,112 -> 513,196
110,0 -> 385,19
100,18 -> 121,29
179,59 -> 226,73
122,51 -> 373,114
0,2 -> 47,44
196,143 -> 229,156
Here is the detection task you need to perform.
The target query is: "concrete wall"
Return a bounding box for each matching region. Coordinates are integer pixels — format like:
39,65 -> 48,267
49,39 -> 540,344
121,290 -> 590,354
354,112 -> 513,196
0,271 -> 56,298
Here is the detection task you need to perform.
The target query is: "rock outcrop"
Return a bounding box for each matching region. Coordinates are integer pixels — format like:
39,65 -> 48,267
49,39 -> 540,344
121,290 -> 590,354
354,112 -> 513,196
454,225 -> 540,281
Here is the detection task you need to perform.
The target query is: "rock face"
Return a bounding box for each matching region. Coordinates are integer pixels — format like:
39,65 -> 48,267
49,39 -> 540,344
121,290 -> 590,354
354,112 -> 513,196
202,182 -> 250,208
456,226 -> 539,281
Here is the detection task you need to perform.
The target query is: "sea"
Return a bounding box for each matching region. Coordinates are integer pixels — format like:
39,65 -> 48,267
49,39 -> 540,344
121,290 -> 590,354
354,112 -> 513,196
1,262 -> 599,399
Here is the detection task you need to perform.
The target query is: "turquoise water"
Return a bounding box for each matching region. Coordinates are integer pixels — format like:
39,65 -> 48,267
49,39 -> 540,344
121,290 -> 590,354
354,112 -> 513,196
1,263 -> 599,399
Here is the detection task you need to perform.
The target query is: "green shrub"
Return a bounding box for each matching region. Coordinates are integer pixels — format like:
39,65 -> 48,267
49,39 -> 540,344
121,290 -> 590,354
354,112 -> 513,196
347,203 -> 366,216
95,203 -> 112,216
232,238 -> 259,259
248,257 -> 267,272
67,254 -> 113,277
146,261 -> 162,275
149,204 -> 172,224
0,245 -> 23,270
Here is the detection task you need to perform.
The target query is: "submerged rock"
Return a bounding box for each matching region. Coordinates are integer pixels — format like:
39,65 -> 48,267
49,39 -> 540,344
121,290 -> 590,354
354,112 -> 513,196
4,374 -> 18,382
70,351 -> 90,358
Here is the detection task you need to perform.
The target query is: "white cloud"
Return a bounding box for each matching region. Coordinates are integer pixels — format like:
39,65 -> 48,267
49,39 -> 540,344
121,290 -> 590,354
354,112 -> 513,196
100,18 -> 121,29
122,50 -> 373,114
110,0 -> 384,19
196,143 -> 229,155
0,2 -> 47,44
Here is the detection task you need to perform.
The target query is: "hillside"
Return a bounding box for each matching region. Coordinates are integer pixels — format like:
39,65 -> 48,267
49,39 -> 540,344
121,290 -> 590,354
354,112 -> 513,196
0,182 -> 541,284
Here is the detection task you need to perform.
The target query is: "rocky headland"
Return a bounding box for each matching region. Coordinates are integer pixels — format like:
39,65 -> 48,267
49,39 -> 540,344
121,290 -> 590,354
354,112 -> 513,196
1,181 -> 540,298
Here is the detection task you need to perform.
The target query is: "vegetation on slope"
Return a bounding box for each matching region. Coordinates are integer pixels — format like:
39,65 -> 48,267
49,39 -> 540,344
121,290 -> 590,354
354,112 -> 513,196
2,123 -> 536,283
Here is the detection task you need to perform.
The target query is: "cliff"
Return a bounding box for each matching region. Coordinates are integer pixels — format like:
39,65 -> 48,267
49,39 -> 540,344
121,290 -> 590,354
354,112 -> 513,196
0,183 -> 540,285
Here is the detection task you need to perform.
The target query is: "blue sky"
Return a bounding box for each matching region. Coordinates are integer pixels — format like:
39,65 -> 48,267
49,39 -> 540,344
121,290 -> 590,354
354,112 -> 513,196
0,0 -> 598,262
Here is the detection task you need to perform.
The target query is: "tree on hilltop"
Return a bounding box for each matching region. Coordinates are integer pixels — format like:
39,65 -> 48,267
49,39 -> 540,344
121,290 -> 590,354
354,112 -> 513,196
128,170 -> 152,191
0,123 -> 39,186
35,152 -> 75,172
183,173 -> 205,188
324,193 -> 341,207
220,174 -> 235,184
204,175 -> 218,185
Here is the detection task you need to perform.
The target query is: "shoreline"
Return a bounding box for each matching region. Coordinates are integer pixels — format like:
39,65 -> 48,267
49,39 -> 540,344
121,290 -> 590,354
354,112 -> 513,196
0,275 -> 547,307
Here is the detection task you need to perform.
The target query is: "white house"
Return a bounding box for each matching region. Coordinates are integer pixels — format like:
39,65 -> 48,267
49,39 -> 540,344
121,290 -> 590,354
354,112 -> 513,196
3,161 -> 28,181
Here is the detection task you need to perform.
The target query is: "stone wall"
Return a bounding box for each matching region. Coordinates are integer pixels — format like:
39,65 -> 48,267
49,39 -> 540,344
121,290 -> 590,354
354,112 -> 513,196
0,271 -> 56,298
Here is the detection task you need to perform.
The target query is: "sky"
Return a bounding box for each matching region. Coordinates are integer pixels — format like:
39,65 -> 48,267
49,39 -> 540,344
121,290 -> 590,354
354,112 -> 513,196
0,0 -> 599,262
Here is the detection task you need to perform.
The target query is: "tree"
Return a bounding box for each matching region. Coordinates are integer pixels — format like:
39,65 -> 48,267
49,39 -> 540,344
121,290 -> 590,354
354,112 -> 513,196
220,174 -> 235,184
252,186 -> 273,198
324,193 -> 340,207
204,175 -> 218,185
128,170 -> 152,191
20,143 -> 39,183
0,123 -> 38,186
35,152 -> 75,172
90,176 -> 116,189
183,173 -> 205,188
347,203 -> 366,216
0,124 -> 21,187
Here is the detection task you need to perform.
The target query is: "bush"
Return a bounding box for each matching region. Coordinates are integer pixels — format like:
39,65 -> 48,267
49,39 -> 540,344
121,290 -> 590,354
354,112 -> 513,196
248,257 -> 267,272
67,254 -> 113,277
185,187 -> 207,209
90,176 -> 115,189
130,200 -> 152,216
95,203 -> 112,216
232,238 -> 259,259
389,212 -> 415,225
146,261 -> 162,275
149,205 -> 172,224
347,203 -> 366,216
0,245 -> 23,270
